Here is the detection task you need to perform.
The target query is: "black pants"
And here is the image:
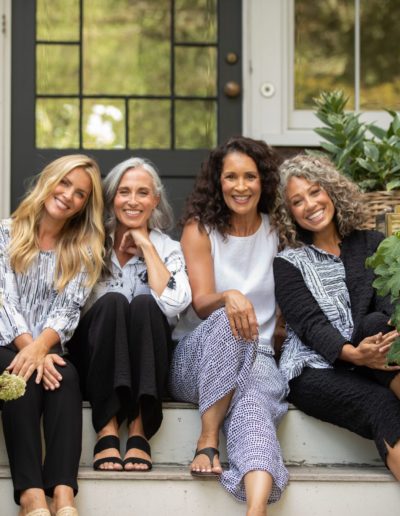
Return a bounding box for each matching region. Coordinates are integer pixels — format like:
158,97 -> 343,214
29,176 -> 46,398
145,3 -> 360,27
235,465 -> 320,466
0,346 -> 82,504
67,293 -> 172,439
288,312 -> 400,463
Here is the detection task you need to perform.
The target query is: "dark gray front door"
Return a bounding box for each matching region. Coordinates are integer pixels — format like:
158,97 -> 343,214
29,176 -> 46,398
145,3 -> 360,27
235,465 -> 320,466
11,0 -> 242,220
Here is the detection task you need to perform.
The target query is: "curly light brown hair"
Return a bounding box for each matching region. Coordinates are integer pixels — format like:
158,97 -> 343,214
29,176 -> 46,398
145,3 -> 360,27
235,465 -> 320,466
273,154 -> 368,249
181,136 -> 282,235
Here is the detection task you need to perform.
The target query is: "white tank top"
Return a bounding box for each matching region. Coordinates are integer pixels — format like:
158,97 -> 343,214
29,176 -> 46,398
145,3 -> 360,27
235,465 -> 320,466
173,214 -> 278,353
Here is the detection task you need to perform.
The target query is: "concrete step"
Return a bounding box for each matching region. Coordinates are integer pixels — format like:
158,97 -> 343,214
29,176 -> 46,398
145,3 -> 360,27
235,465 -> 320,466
0,403 -> 381,468
0,465 -> 398,516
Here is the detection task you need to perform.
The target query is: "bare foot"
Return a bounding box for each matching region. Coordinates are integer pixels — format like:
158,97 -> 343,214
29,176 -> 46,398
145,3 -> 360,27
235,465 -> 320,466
52,485 -> 77,514
19,488 -> 49,515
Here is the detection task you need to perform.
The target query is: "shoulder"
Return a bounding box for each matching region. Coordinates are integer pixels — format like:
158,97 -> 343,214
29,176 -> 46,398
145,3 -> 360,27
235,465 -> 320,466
276,244 -> 307,262
181,219 -> 211,250
343,229 -> 385,253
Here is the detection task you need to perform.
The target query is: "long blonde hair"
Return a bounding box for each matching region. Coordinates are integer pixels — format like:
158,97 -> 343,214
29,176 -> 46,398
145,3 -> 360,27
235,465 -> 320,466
9,154 -> 105,290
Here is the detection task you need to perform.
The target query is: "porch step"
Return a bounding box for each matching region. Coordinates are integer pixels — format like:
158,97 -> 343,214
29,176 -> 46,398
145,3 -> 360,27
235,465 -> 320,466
0,402 -> 380,467
0,465 -> 398,515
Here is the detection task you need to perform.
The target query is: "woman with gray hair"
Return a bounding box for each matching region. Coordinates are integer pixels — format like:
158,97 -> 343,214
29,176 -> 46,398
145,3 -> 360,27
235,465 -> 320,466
67,157 -> 191,472
273,154 -> 400,480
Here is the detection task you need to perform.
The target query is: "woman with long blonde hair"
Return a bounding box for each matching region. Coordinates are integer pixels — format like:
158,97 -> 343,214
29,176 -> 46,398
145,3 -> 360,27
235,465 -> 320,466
0,154 -> 104,516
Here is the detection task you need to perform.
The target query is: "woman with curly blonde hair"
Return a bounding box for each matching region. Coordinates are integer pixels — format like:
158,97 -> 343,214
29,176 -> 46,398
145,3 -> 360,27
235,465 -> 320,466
273,154 -> 400,481
0,154 -> 104,516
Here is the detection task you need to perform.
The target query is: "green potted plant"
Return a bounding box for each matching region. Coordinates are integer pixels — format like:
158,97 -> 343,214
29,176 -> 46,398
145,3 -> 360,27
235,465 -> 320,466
310,90 -> 400,228
365,233 -> 400,365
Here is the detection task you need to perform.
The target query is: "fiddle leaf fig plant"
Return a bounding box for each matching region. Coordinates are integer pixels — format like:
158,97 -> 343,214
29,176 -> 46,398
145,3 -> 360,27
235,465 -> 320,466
365,234 -> 400,364
310,90 -> 400,192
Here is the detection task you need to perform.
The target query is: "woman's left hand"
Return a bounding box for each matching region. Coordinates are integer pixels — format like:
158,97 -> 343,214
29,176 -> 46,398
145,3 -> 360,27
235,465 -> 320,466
119,228 -> 151,257
42,354 -> 66,390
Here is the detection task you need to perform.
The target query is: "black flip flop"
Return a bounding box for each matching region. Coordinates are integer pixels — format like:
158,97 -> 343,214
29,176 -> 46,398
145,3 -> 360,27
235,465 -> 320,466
190,446 -> 221,477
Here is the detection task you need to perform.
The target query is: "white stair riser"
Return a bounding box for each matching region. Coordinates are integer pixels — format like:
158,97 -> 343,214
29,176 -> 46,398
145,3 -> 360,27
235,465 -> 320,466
0,475 -> 399,516
0,406 -> 381,467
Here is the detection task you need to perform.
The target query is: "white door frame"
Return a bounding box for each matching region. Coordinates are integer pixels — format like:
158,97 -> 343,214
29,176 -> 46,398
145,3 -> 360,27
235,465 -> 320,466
0,0 -> 11,218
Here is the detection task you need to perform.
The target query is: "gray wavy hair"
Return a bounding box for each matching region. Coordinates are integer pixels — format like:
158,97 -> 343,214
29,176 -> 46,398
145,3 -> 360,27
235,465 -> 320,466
102,157 -> 174,273
272,154 -> 368,249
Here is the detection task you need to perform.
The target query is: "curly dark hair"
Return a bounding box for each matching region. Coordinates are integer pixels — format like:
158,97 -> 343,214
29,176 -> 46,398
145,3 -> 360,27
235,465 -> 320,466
181,136 -> 282,235
272,154 -> 368,250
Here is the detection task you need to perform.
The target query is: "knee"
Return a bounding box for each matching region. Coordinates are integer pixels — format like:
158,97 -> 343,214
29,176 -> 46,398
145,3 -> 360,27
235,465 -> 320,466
100,292 -> 129,310
129,294 -> 164,319
56,361 -> 80,389
361,312 -> 391,337
130,294 -> 158,310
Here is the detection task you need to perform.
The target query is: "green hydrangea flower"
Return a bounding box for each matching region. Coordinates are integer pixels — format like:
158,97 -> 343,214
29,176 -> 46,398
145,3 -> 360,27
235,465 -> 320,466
0,371 -> 26,401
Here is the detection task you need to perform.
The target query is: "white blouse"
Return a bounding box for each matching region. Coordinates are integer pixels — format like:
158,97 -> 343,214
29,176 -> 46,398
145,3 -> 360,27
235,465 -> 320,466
173,214 -> 278,352
83,228 -> 192,323
0,218 -> 91,351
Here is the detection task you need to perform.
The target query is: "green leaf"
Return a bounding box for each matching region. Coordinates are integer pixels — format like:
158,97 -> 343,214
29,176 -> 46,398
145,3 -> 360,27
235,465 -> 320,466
386,179 -> 400,191
387,337 -> 400,365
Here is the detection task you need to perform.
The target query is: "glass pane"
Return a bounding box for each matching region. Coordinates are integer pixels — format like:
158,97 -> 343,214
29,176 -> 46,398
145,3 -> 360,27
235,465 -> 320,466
294,0 -> 355,109
175,100 -> 216,148
83,0 -> 171,95
37,44 -> 80,95
175,0 -> 217,43
175,47 -> 217,96
36,99 -> 79,148
36,0 -> 80,41
128,100 -> 170,149
360,0 -> 400,110
83,99 -> 125,149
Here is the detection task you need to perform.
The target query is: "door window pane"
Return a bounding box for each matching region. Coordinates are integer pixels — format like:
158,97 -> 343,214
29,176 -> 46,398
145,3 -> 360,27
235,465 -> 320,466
37,44 -> 80,95
175,47 -> 217,96
128,100 -> 170,149
36,0 -> 80,41
83,100 -> 126,149
360,0 -> 400,110
36,99 -> 79,148
175,0 -> 217,43
294,0 -> 355,109
175,100 -> 216,148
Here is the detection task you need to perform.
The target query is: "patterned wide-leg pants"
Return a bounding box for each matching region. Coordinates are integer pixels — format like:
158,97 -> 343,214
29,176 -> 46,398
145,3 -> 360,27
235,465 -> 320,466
169,308 -> 289,503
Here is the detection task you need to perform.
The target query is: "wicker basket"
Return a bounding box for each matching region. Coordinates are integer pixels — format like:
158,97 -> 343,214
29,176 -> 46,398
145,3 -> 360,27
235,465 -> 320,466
361,191 -> 400,230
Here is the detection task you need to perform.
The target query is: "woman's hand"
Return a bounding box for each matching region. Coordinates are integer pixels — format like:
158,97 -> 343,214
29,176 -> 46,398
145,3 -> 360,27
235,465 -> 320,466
223,289 -> 259,341
119,228 -> 151,257
343,330 -> 400,370
6,341 -> 49,383
42,354 -> 66,390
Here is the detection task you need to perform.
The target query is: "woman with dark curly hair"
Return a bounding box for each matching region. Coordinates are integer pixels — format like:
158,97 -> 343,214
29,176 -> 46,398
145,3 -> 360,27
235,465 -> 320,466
273,154 -> 400,480
169,137 -> 289,515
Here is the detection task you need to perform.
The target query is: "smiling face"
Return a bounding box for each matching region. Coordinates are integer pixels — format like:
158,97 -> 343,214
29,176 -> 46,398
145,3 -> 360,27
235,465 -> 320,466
220,151 -> 261,217
43,167 -> 92,224
286,176 -> 336,235
113,167 -> 160,231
